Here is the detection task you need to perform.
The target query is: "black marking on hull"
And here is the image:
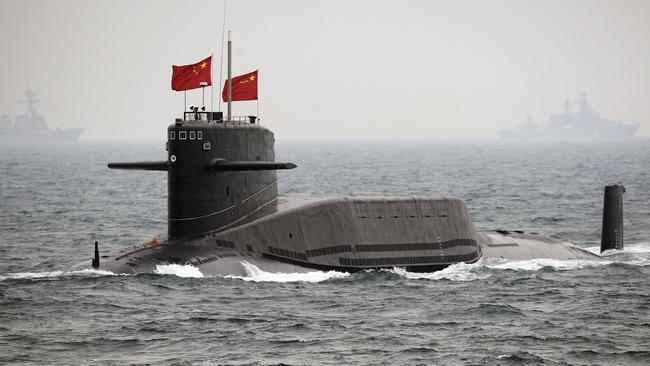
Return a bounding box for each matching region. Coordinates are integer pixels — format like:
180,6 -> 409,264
356,239 -> 477,253
303,239 -> 478,258
261,252 -> 459,273
306,245 -> 352,257
339,253 -> 480,266
267,246 -> 308,261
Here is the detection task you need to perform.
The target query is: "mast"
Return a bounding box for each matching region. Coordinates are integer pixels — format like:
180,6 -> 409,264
22,89 -> 39,117
210,53 -> 214,117
227,30 -> 232,121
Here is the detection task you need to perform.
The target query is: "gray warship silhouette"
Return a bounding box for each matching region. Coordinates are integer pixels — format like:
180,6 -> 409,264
499,95 -> 639,139
70,37 -> 625,276
0,90 -> 83,144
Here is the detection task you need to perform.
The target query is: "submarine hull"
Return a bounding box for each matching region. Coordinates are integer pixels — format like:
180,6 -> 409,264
70,196 -> 599,276
72,118 -> 603,277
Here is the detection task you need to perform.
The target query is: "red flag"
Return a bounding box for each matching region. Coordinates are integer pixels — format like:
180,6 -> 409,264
222,70 -> 258,101
171,56 -> 212,91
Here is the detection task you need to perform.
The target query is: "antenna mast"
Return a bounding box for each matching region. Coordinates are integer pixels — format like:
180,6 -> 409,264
218,0 -> 227,113
22,89 -> 39,117
227,31 -> 232,121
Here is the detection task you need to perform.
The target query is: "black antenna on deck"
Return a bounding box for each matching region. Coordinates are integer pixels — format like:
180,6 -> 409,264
91,241 -> 100,269
601,184 -> 625,253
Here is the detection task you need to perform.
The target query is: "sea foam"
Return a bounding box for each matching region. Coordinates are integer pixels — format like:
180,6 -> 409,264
226,261 -> 350,283
154,264 -> 204,278
0,269 -> 116,281
388,262 -> 489,282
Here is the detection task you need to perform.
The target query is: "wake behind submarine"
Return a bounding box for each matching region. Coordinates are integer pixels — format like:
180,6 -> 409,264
70,110 -> 627,276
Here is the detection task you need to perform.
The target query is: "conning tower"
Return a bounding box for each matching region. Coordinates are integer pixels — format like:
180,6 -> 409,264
109,114 -> 296,239
167,118 -> 294,237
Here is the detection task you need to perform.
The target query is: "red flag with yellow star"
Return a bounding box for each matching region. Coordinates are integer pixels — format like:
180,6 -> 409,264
171,56 -> 212,91
222,70 -> 258,101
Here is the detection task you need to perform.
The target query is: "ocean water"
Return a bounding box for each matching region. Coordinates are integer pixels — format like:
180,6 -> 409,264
1,138 -> 649,365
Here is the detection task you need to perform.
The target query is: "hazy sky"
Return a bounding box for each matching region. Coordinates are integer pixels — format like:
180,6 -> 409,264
1,0 -> 649,140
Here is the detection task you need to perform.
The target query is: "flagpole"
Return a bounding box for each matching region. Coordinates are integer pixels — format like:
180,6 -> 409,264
256,71 -> 260,123
184,91 -> 187,118
218,0 -> 227,113
227,30 -> 232,121
210,53 -> 214,119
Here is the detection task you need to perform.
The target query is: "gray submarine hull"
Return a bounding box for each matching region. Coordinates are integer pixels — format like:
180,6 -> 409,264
69,117 -> 613,276
70,196 -> 599,277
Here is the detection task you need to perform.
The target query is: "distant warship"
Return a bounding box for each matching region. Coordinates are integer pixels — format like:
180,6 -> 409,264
498,95 -> 639,139
70,38 -> 626,276
0,90 -> 83,144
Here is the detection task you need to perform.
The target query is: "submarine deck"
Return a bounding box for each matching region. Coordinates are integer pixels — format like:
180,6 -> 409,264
478,230 -> 599,261
72,196 -> 601,276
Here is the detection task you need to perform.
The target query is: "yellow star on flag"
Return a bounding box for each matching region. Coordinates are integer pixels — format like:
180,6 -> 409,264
200,61 -> 207,69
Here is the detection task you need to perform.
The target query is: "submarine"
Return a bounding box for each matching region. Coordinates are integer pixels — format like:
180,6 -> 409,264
70,37 -> 626,277
69,110 -> 626,276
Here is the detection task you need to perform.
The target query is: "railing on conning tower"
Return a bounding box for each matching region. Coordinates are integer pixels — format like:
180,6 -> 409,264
182,111 -> 258,125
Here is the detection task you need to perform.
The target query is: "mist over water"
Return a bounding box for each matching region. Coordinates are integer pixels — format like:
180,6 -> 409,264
1,139 -> 649,365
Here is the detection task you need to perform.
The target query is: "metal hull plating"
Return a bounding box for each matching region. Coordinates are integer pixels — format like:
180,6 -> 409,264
70,197 -> 598,276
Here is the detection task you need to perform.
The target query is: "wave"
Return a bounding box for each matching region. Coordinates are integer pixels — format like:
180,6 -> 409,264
0,268 -> 116,281
226,261 -> 350,283
387,262 -> 489,282
584,242 -> 650,266
0,271 -> 64,281
585,242 -> 650,255
482,257 -> 610,271
382,253 -> 644,282
154,264 -> 204,278
67,268 -> 118,276
5,242 -> 647,282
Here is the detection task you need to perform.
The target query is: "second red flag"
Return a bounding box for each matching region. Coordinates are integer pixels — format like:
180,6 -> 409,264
222,70 -> 258,101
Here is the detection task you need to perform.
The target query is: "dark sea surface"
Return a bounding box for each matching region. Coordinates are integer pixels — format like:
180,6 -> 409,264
1,138 -> 649,365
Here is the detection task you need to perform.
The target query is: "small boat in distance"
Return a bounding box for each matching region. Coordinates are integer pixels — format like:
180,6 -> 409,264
0,90 -> 83,144
498,95 -> 639,139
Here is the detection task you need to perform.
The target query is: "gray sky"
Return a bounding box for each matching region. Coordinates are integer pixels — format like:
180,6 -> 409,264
1,0 -> 649,140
